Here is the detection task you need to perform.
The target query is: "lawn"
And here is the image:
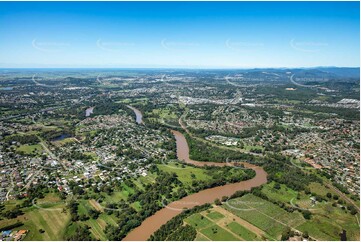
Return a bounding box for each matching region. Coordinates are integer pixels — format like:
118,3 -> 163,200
102,191 -> 127,203
157,162 -> 211,185
195,233 -> 210,241
100,183 -> 135,204
130,98 -> 148,106
16,144 -> 43,155
297,217 -> 341,241
261,181 -> 299,203
200,224 -> 239,241
151,108 -> 178,119
226,222 -> 259,241
131,172 -> 157,190
116,99 -> 132,104
52,138 -> 75,146
308,182 -> 334,197
185,213 -> 213,229
243,144 -> 265,152
206,211 -> 225,221
77,200 -> 90,216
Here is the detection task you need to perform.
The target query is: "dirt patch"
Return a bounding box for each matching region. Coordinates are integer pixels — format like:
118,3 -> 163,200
89,199 -> 104,212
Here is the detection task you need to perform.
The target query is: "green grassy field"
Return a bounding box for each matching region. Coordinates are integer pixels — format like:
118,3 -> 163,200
131,173 -> 157,190
131,98 -> 149,106
185,206 -> 264,241
206,211 -> 225,221
85,218 -> 107,241
151,108 -> 178,119
243,144 -> 265,152
200,224 -> 239,241
185,213 -> 213,229
308,182 -> 334,196
297,218 -> 341,241
262,182 -> 360,241
16,144 -> 43,155
116,98 -> 132,104
1,194 -> 120,241
76,200 -> 118,240
195,232 -> 210,241
157,162 -> 211,185
296,202 -> 360,241
261,181 -> 299,203
226,222 -> 258,241
223,185 -> 360,241
52,137 -> 75,146
98,182 -> 136,204
223,194 -> 305,239
0,193 -> 70,241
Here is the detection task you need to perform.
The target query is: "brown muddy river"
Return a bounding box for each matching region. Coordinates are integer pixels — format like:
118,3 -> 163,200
123,128 -> 268,241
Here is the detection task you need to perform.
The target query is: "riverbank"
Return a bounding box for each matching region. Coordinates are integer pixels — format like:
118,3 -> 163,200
123,111 -> 267,240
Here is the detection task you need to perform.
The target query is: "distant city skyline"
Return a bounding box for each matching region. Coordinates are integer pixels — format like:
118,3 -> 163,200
0,1 -> 359,68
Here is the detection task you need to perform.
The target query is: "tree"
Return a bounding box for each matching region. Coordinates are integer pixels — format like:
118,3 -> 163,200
89,209 -> 101,219
302,210 -> 312,220
347,205 -> 358,215
281,227 -> 291,241
221,196 -> 228,202
214,198 -> 222,206
273,183 -> 281,190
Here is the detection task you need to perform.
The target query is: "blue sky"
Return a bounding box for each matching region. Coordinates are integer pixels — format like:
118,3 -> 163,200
0,1 -> 359,68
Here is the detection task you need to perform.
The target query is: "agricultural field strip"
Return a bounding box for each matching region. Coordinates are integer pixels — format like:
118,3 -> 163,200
231,199 -> 311,240
199,210 -> 245,241
212,206 -> 266,238
183,221 -> 213,241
